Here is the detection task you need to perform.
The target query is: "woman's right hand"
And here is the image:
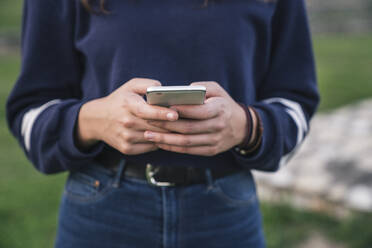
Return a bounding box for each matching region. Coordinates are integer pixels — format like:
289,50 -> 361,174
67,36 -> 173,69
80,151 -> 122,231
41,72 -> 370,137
76,78 -> 179,155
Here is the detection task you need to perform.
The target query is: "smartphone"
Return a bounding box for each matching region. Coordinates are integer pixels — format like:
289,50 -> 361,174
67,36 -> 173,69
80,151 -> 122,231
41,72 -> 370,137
146,85 -> 206,106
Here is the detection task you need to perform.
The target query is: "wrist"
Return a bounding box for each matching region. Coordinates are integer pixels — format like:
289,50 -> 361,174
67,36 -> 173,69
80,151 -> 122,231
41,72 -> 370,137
236,103 -> 252,148
76,99 -> 101,149
247,107 -> 258,145
235,105 -> 263,155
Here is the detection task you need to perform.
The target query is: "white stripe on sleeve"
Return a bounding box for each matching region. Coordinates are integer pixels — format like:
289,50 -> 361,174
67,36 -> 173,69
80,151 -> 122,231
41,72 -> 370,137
21,99 -> 61,151
263,97 -> 308,166
285,108 -> 304,145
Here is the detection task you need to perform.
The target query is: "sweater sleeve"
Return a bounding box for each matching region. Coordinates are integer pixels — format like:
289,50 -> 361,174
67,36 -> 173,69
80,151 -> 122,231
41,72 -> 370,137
231,0 -> 320,172
6,0 -> 104,174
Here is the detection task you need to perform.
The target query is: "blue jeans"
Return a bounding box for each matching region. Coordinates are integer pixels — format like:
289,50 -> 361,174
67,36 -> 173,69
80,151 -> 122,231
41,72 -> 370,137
55,161 -> 266,248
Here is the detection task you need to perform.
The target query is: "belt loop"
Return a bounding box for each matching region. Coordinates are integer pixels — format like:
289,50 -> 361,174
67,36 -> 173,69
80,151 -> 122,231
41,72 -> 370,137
204,168 -> 214,191
112,159 -> 127,188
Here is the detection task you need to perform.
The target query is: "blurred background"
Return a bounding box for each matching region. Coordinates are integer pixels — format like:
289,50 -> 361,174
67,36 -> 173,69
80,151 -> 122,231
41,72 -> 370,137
0,1 -> 371,247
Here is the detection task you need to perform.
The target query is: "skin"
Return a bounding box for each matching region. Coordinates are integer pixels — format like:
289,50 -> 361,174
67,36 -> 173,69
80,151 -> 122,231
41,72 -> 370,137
77,78 -> 178,155
77,78 -> 249,156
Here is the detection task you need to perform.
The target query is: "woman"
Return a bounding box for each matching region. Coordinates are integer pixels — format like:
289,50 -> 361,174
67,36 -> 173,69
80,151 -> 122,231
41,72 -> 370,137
6,0 -> 319,247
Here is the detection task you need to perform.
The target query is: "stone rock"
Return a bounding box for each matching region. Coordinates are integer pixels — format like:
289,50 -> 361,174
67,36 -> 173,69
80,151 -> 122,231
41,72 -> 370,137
346,185 -> 372,211
254,99 -> 372,213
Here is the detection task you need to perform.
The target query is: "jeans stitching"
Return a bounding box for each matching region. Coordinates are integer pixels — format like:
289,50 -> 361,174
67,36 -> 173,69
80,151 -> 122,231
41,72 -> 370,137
64,172 -> 115,203
211,171 -> 258,205
212,184 -> 257,205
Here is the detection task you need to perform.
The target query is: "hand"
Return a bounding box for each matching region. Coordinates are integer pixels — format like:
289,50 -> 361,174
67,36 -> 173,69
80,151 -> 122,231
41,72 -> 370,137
144,81 -> 247,156
76,78 -> 179,155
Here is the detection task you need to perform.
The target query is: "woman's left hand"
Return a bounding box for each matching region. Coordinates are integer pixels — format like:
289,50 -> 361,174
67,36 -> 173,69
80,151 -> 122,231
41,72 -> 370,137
144,82 -> 248,156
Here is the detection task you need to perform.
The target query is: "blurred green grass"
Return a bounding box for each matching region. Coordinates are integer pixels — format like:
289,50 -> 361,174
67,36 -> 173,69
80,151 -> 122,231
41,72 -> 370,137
1,2 -> 372,247
0,0 -> 22,35
315,35 -> 372,111
262,203 -> 372,248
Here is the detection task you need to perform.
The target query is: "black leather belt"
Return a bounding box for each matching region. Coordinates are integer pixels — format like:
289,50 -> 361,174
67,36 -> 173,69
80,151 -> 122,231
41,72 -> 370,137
104,160 -> 241,186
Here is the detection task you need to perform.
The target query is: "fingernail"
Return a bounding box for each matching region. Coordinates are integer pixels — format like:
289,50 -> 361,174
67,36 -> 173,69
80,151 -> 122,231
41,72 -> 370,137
167,112 -> 176,120
145,132 -> 154,139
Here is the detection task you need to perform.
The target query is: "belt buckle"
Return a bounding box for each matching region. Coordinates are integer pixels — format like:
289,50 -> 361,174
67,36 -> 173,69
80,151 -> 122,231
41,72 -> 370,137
146,164 -> 175,187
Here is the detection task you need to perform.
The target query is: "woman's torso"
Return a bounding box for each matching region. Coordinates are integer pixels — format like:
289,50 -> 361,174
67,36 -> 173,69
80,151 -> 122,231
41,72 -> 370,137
73,0 -> 276,168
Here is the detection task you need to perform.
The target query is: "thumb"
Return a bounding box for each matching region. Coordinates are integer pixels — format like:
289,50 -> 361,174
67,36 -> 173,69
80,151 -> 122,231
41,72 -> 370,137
191,81 -> 227,98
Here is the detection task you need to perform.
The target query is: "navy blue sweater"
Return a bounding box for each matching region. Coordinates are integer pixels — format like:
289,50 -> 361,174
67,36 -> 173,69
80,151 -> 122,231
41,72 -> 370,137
6,0 -> 319,174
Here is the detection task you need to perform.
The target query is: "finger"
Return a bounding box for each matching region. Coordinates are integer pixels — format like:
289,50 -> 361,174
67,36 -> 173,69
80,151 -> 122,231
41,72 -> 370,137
144,131 -> 217,147
123,78 -> 162,95
170,98 -> 223,120
190,81 -> 228,98
148,117 -> 222,134
156,144 -> 218,156
128,99 -> 179,121
120,130 -> 156,144
134,117 -> 170,133
120,112 -> 169,133
119,143 -> 158,155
